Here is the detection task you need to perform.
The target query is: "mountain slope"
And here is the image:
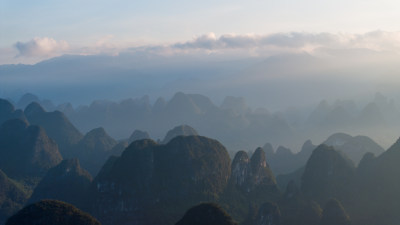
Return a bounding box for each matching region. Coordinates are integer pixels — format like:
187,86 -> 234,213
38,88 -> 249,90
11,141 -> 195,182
0,170 -> 29,224
24,102 -> 83,158
28,159 -> 92,208
6,200 -> 101,225
91,135 -> 231,225
0,119 -> 62,179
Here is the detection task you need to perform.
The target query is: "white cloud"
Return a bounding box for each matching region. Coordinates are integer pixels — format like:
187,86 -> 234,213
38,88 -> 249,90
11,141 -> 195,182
14,37 -> 69,57
170,31 -> 400,55
6,31 -> 400,65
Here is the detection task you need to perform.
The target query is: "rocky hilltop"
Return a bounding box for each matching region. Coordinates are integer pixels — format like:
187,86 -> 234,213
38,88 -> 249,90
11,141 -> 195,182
91,135 -> 231,225
6,200 -> 101,225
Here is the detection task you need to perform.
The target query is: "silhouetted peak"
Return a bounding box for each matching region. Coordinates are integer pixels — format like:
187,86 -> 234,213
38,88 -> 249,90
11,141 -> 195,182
263,143 -> 274,156
187,94 -> 217,112
255,202 -> 281,225
166,92 -> 201,114
162,124 -> 199,144
276,146 -> 293,156
88,127 -> 107,136
6,200 -> 101,225
248,147 -> 277,186
17,93 -> 40,109
321,199 -> 351,225
308,144 -> 354,167
232,151 -> 250,186
153,97 -> 166,111
233,151 -> 250,165
128,130 -> 150,143
382,137 -> 400,155
24,102 -> 45,116
301,140 -> 315,153
0,118 -> 29,134
0,99 -> 14,114
175,202 -> 238,225
251,147 -> 267,170
323,133 -> 352,147
82,127 -> 117,148
169,92 -> 191,105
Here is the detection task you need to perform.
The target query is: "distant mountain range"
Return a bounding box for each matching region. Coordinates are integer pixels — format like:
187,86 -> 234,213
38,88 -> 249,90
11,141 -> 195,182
5,91 -> 400,153
1,127 -> 400,224
2,92 -> 400,225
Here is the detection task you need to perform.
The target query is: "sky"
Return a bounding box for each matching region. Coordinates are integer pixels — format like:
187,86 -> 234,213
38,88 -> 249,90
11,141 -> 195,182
2,0 -> 400,64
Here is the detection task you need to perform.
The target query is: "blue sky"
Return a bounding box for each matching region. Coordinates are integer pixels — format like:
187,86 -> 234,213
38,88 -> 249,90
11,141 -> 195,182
2,0 -> 400,64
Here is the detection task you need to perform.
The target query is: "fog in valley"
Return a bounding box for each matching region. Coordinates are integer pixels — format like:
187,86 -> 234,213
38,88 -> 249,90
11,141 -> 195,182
3,1 -> 400,225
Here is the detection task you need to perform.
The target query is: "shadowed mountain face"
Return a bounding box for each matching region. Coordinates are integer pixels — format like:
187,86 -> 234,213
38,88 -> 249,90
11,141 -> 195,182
6,200 -> 101,225
0,119 -> 62,179
175,203 -> 238,225
0,99 -> 27,126
301,145 -> 355,205
320,199 -> 351,225
267,132 -> 382,182
350,137 -> 400,225
278,181 -> 322,225
28,158 -> 93,208
0,170 -> 29,225
91,135 -> 231,225
24,102 -> 83,158
265,140 -> 317,176
254,202 -> 281,225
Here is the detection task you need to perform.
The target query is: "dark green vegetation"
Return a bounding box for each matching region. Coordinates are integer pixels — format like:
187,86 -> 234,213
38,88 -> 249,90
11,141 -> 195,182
0,170 -> 29,225
2,97 -> 400,225
301,145 -> 355,205
90,136 -> 232,225
28,159 -> 92,209
0,119 -> 62,179
0,99 -> 26,126
0,99 -> 125,177
5,200 -> 101,225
